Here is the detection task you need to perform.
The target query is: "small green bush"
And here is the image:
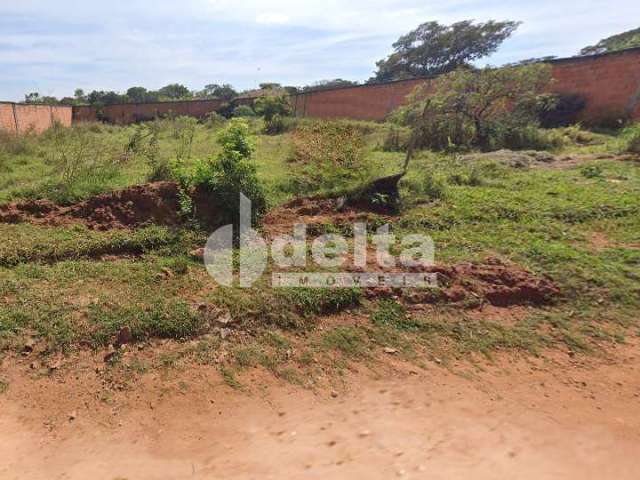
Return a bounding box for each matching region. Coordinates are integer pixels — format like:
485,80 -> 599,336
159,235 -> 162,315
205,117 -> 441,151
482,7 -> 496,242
232,105 -> 256,117
622,123 -> 640,154
421,172 -> 448,199
178,118 -> 266,226
203,111 -> 226,129
254,95 -> 291,121
263,113 -> 287,135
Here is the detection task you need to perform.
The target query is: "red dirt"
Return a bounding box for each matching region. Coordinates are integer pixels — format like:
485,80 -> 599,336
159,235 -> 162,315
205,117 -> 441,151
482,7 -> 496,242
417,258 -> 560,307
1,342 -> 639,479
262,196 -> 390,238
0,182 -> 182,230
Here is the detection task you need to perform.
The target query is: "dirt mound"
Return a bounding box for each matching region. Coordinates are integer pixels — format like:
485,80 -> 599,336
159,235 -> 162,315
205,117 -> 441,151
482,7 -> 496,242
263,196 -> 390,238
0,182 -> 182,230
383,258 -> 559,307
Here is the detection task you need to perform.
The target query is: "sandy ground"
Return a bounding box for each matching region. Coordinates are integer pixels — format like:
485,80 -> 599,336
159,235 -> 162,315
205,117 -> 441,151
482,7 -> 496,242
1,344 -> 639,480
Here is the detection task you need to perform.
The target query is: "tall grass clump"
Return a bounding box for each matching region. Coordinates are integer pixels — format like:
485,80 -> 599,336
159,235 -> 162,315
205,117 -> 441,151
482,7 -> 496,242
621,123 -> 640,154
288,120 -> 372,194
41,122 -> 128,202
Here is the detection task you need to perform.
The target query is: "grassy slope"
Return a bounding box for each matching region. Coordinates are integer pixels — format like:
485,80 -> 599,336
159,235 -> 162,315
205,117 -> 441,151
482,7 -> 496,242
0,120 -> 639,384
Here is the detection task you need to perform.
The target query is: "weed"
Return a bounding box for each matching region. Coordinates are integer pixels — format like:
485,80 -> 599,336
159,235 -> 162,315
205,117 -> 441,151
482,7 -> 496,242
321,327 -> 367,358
220,366 -> 242,389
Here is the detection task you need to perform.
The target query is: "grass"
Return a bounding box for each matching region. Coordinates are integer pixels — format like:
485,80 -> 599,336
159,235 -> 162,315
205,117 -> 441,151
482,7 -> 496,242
0,118 -> 639,379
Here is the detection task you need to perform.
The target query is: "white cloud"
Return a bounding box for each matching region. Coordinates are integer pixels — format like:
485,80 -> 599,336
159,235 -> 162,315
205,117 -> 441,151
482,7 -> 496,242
1,0 -> 639,100
255,13 -> 290,25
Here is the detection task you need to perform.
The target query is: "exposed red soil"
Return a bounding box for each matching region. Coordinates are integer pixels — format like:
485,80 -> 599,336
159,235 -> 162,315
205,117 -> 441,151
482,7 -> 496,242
1,341 -> 639,479
262,196 -> 390,238
0,182 -> 182,230
408,258 -> 560,307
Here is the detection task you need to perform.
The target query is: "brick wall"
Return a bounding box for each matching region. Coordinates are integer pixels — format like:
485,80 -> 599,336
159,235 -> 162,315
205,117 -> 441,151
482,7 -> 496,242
293,48 -> 640,124
4,47 -> 637,132
73,99 -> 225,125
0,102 -> 72,134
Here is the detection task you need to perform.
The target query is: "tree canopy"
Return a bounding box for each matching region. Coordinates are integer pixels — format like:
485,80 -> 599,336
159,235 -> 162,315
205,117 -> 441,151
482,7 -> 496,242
580,27 -> 640,56
371,20 -> 520,82
302,79 -> 360,92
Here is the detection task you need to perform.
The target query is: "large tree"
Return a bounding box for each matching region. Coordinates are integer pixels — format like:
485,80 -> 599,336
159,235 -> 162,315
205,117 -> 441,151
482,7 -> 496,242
198,83 -> 238,101
157,83 -> 192,100
302,79 -> 359,92
580,27 -> 640,56
371,20 -> 520,82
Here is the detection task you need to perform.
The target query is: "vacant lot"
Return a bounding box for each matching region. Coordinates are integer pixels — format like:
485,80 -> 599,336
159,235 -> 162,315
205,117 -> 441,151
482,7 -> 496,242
1,115 -> 639,478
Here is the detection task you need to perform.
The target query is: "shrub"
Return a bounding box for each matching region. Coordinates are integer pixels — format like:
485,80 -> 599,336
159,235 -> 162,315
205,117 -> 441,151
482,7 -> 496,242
622,123 -> 640,154
254,95 -> 291,122
421,172 -> 448,199
395,64 -> 553,152
537,93 -> 586,128
232,105 -> 256,117
47,123 -> 121,186
381,125 -> 411,152
172,116 -> 197,163
289,120 -> 371,193
178,118 -> 266,227
264,113 -> 287,135
203,111 -> 226,129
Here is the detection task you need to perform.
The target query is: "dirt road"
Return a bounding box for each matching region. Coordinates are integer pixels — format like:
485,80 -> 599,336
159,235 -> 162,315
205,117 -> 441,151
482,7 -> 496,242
1,346 -> 639,479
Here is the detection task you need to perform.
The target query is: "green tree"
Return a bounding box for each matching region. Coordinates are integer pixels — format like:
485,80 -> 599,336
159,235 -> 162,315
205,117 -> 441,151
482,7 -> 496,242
199,83 -> 238,101
396,63 -> 552,154
87,90 -> 129,106
74,89 -> 86,103
126,86 -> 157,103
302,79 -> 359,92
580,27 -> 640,55
254,95 -> 290,121
371,20 -> 520,82
24,92 -> 59,105
158,83 -> 192,100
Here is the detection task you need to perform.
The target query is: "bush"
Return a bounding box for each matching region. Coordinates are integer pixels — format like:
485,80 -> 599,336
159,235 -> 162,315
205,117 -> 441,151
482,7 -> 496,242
537,93 -> 586,128
381,125 -> 411,152
172,116 -> 197,163
178,118 -> 266,227
421,173 -> 448,199
46,123 -> 122,186
289,120 -> 371,193
203,111 -> 226,129
622,123 -> 640,154
395,64 -> 553,152
254,95 -> 291,122
232,105 -> 256,117
263,113 -> 288,135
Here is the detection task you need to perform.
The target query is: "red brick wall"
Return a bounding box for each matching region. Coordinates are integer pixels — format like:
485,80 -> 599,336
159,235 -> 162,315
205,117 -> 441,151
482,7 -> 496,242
0,103 -> 16,133
73,99 -> 225,125
550,48 -> 640,123
72,105 -> 99,123
294,48 -> 640,124
0,102 -> 72,134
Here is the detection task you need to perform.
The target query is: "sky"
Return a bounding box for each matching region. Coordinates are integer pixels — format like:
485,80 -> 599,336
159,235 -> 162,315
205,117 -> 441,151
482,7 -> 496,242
0,0 -> 639,101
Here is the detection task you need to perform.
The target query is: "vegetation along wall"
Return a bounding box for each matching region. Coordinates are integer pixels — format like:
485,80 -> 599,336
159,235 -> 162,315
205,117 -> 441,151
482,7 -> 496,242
0,102 -> 72,134
293,48 -> 640,124
72,98 -> 225,125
